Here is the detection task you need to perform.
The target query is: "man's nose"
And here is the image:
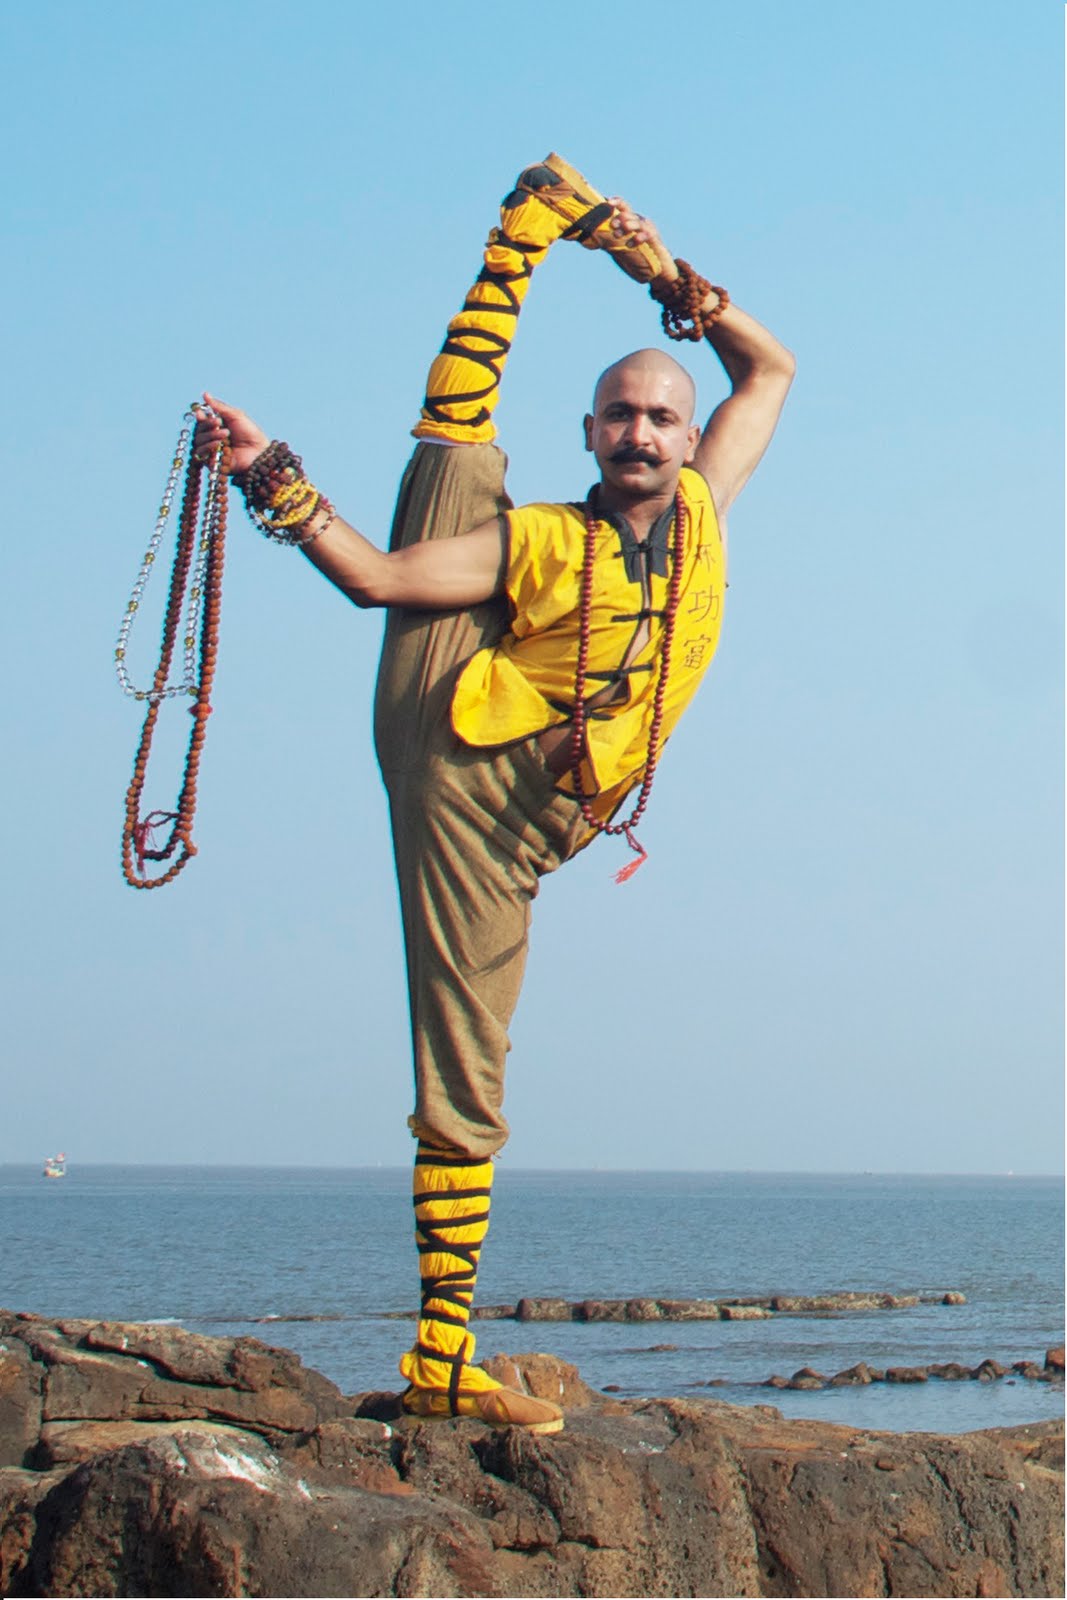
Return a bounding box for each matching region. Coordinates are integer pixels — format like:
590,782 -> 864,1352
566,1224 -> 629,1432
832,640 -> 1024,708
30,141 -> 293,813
623,412 -> 652,444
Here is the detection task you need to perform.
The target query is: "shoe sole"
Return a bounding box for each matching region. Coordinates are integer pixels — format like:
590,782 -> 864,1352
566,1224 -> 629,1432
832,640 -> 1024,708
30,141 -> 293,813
506,154 -> 662,284
401,1392 -> 565,1434
543,153 -> 662,282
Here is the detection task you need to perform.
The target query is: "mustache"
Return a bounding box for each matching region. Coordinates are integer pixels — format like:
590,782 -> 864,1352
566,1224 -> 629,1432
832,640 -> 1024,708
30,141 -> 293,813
609,446 -> 663,467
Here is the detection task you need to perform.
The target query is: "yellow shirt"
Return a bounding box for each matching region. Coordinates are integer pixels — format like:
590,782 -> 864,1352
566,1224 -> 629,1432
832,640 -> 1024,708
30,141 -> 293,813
451,466 -> 726,824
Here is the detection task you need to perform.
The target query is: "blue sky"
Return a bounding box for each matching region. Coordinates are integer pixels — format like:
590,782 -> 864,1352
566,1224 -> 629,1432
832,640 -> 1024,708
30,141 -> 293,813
2,0 -> 1062,1172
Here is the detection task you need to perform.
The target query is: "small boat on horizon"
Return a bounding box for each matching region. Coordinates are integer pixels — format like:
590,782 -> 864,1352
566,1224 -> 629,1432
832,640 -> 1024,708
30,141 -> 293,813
43,1152 -> 67,1179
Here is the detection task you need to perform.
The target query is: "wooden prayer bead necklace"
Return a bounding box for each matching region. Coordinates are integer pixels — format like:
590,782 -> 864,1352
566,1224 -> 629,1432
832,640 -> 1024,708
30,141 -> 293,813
569,492 -> 686,883
118,419 -> 337,887
651,260 -> 729,342
117,410 -> 230,888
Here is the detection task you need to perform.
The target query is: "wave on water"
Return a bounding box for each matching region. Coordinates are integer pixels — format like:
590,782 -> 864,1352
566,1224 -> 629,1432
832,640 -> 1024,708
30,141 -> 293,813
247,1313 -> 347,1325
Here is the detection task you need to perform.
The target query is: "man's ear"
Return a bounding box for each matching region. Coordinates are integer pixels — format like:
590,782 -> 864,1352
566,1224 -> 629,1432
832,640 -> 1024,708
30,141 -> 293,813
583,413 -> 594,452
684,423 -> 700,463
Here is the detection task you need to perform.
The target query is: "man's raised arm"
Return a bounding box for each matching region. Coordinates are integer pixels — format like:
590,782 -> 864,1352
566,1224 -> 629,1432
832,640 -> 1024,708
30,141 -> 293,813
691,301 -> 795,519
193,396 -> 506,611
608,206 -> 795,520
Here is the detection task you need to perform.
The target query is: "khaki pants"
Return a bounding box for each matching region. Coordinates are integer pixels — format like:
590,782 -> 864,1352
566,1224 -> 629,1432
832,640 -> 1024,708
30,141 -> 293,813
374,442 -> 585,1159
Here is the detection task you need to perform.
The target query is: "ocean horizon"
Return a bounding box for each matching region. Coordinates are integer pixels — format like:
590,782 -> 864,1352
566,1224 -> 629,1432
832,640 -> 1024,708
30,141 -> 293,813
14,1161 -> 1062,1172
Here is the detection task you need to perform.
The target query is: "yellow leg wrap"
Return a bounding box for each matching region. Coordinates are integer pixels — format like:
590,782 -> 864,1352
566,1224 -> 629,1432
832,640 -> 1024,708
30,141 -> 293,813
415,165 -> 603,445
399,1141 -> 502,1406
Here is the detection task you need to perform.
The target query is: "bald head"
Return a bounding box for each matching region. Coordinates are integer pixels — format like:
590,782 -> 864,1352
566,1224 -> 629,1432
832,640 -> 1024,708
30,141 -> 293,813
592,348 -> 696,422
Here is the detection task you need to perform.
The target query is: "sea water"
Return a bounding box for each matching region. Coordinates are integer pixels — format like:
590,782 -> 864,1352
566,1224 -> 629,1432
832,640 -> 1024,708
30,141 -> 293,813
2,1166 -> 1062,1434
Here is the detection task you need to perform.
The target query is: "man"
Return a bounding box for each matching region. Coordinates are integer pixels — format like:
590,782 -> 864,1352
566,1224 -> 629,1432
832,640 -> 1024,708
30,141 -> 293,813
194,156 -> 794,1435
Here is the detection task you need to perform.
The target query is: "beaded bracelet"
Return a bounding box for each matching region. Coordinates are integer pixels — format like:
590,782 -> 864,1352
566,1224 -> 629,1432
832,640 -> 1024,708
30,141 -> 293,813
650,260 -> 729,342
235,440 -> 336,548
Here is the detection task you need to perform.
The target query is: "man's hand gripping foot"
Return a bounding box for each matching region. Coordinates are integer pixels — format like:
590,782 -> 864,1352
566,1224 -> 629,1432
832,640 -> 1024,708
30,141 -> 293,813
509,154 -> 665,283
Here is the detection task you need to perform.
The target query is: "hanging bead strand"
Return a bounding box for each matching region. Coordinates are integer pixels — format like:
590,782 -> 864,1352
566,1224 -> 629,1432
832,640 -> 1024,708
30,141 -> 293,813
115,411 -> 210,703
120,415 -> 230,889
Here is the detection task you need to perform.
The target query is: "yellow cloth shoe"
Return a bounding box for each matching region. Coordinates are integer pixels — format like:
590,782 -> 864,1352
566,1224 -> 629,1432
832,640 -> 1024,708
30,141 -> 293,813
402,1380 -> 564,1434
509,153 -> 664,283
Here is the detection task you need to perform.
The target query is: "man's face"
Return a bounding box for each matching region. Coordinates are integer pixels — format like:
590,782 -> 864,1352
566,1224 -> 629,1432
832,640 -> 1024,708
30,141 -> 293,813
583,362 -> 699,501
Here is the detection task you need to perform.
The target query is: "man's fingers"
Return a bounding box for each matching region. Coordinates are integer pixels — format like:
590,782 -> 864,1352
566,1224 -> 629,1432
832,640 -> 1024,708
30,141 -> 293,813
606,197 -> 658,244
192,410 -> 230,461
200,392 -> 244,427
194,392 -> 270,464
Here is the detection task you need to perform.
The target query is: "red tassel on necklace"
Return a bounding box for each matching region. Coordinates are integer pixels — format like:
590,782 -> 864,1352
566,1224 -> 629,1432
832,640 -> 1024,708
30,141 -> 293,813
614,831 -> 648,884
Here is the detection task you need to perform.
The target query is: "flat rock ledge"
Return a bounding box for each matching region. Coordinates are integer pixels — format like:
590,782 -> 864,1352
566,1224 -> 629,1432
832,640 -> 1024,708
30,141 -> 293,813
461,1289 -> 968,1321
719,1351 -> 1064,1392
0,1312 -> 1062,1599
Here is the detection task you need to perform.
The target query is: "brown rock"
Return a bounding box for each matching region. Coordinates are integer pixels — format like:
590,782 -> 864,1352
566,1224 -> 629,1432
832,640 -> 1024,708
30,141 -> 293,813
33,1417 -> 261,1469
81,1321 -> 257,1386
1046,1346 -> 1065,1373
972,1359 -> 1007,1383
469,1303 -> 517,1320
770,1291 -> 920,1314
1012,1361 -> 1045,1381
941,1291 -> 967,1305
773,1292 -> 877,1313
624,1299 -> 663,1321
0,1341 -> 43,1468
787,1367 -> 827,1390
929,1362 -> 972,1381
279,1418 -> 412,1496
5,1427 -> 497,1600
886,1367 -> 929,1384
0,1311 -> 349,1441
479,1352 -> 602,1409
829,1363 -> 875,1387
514,1297 -> 572,1322
0,1315 -> 1063,1599
348,1387 -> 405,1423
654,1299 -> 721,1320
41,1342 -> 148,1422
720,1305 -> 772,1321
575,1299 -> 628,1322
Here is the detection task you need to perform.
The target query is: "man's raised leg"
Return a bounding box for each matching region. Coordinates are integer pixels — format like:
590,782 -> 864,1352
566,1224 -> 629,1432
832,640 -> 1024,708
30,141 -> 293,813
375,159 -> 649,1432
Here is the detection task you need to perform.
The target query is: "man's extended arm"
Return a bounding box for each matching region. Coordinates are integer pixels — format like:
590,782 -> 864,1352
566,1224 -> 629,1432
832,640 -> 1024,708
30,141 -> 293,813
193,394 -> 507,610
608,205 -> 795,519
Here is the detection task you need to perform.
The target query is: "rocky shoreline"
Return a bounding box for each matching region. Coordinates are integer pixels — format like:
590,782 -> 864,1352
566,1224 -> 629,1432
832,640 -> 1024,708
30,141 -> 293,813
259,1287 -> 969,1328
670,1348 -> 1066,1394
464,1289 -> 970,1321
1,1310 -> 1063,1597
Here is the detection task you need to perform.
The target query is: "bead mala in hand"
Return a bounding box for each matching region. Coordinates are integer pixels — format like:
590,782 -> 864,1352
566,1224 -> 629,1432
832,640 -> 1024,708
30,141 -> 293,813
117,417 -> 336,888
117,409 -> 230,889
